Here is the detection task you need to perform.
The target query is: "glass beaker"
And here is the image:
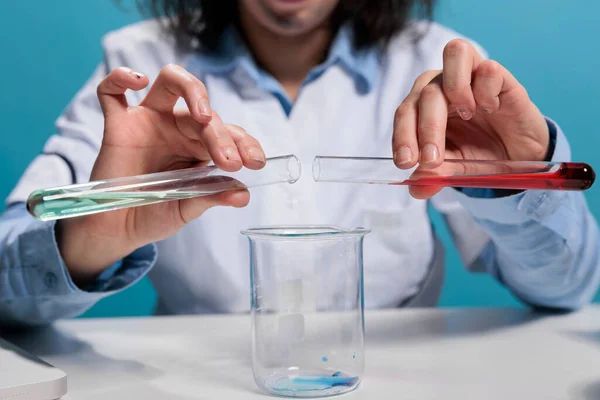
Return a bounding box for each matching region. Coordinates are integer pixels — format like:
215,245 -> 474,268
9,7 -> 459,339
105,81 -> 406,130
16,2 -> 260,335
241,226 -> 370,398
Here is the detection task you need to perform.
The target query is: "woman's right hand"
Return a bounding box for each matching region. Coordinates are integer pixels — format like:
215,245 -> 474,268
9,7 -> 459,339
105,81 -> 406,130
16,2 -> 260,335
57,65 -> 266,287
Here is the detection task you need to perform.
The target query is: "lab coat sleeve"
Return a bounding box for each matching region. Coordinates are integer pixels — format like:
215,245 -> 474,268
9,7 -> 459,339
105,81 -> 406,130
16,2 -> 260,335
0,36 -> 161,326
0,203 -> 157,327
431,119 -> 600,310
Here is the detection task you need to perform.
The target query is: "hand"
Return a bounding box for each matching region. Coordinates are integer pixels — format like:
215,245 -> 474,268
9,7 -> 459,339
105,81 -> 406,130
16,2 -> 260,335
57,65 -> 266,286
392,39 -> 550,199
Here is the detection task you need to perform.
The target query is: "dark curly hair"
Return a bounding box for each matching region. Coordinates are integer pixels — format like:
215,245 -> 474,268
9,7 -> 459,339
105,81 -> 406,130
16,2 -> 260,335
132,0 -> 435,51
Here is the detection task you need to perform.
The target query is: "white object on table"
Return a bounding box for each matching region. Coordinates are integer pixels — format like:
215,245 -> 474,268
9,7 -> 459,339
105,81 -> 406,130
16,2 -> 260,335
2,307 -> 600,400
0,337 -> 67,400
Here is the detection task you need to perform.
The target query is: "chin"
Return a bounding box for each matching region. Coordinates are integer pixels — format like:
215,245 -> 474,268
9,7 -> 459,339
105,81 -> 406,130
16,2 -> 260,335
262,19 -> 322,37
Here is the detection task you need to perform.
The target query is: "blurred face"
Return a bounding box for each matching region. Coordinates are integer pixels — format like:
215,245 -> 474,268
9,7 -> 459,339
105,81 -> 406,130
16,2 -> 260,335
238,0 -> 341,36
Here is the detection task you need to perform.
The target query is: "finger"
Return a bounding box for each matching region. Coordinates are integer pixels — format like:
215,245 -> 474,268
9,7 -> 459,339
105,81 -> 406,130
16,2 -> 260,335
141,64 -> 212,124
409,185 -> 443,199
417,79 -> 448,168
97,67 -> 149,117
174,109 -> 208,141
442,39 -> 483,120
174,109 -> 244,170
179,190 -> 250,223
406,160 -> 465,199
472,60 -> 504,113
407,164 -> 443,199
198,112 -> 244,171
392,95 -> 419,169
411,69 -> 443,93
392,70 -> 440,169
472,60 -> 525,116
225,124 -> 266,170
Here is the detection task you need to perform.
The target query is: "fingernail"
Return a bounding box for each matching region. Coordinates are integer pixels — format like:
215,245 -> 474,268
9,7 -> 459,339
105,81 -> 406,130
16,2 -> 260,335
421,143 -> 439,164
395,146 -> 413,165
197,98 -> 211,117
455,105 -> 473,120
129,70 -> 144,79
247,147 -> 266,164
223,147 -> 242,163
483,108 -> 493,114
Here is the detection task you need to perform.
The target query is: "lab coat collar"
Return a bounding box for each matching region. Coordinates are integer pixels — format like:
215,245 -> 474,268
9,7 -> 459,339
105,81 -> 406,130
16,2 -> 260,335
186,24 -> 380,94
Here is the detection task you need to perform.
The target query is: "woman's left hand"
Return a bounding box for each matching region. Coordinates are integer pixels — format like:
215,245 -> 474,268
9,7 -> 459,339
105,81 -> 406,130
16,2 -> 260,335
392,39 -> 550,199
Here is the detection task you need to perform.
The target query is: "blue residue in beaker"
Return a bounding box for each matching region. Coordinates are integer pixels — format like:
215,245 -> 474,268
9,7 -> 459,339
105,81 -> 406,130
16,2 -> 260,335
272,374 -> 359,393
321,356 -> 328,362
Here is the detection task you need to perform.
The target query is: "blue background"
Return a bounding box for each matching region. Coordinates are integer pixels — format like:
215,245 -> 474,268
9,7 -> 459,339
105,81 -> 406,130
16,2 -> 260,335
0,0 -> 598,317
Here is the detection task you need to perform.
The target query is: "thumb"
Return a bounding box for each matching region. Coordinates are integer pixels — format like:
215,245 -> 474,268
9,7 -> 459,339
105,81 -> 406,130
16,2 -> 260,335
179,190 -> 250,223
97,67 -> 149,117
408,185 -> 443,199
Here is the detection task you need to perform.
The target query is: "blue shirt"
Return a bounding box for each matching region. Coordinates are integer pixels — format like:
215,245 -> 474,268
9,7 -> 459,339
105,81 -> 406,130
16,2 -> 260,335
1,20 -> 599,326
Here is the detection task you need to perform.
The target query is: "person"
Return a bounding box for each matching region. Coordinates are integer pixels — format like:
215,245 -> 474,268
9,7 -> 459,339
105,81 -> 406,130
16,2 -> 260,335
1,0 -> 598,326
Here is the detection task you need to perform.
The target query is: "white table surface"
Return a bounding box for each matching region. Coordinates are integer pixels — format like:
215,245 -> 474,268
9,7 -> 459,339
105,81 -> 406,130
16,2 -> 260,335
2,307 -> 600,400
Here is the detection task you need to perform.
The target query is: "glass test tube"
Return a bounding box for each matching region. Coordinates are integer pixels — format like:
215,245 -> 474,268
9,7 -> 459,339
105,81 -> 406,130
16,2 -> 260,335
27,155 -> 301,221
313,156 -> 595,191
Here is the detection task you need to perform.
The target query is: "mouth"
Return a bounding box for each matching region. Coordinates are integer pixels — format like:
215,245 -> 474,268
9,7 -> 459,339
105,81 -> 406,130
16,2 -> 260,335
264,0 -> 309,12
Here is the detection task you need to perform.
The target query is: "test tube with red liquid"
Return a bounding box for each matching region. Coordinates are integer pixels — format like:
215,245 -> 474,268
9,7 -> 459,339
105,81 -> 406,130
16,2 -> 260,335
312,156 -> 595,191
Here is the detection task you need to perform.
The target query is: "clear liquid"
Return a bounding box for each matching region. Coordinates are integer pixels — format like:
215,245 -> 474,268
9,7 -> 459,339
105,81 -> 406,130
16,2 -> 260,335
258,369 -> 359,398
28,176 -> 245,221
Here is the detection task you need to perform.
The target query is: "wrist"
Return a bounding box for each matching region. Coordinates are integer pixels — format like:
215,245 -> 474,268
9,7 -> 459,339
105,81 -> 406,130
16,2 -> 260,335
541,117 -> 558,162
56,219 -> 138,287
530,115 -> 553,162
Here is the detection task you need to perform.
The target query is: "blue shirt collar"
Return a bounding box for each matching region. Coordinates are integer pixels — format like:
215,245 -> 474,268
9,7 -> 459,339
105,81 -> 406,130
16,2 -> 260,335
186,25 -> 379,115
324,25 -> 380,93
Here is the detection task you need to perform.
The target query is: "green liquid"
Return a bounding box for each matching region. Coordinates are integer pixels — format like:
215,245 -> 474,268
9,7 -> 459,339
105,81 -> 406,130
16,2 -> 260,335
27,176 -> 244,221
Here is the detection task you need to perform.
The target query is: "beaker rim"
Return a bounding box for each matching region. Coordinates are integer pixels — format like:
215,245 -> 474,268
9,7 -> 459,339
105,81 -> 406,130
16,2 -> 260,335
240,225 -> 370,239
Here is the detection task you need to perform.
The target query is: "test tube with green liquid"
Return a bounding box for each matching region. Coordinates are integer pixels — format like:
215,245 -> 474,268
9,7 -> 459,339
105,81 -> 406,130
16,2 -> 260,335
27,155 -> 301,221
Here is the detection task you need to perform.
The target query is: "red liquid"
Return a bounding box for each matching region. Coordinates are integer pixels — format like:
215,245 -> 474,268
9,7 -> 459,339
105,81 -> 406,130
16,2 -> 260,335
399,162 -> 595,191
